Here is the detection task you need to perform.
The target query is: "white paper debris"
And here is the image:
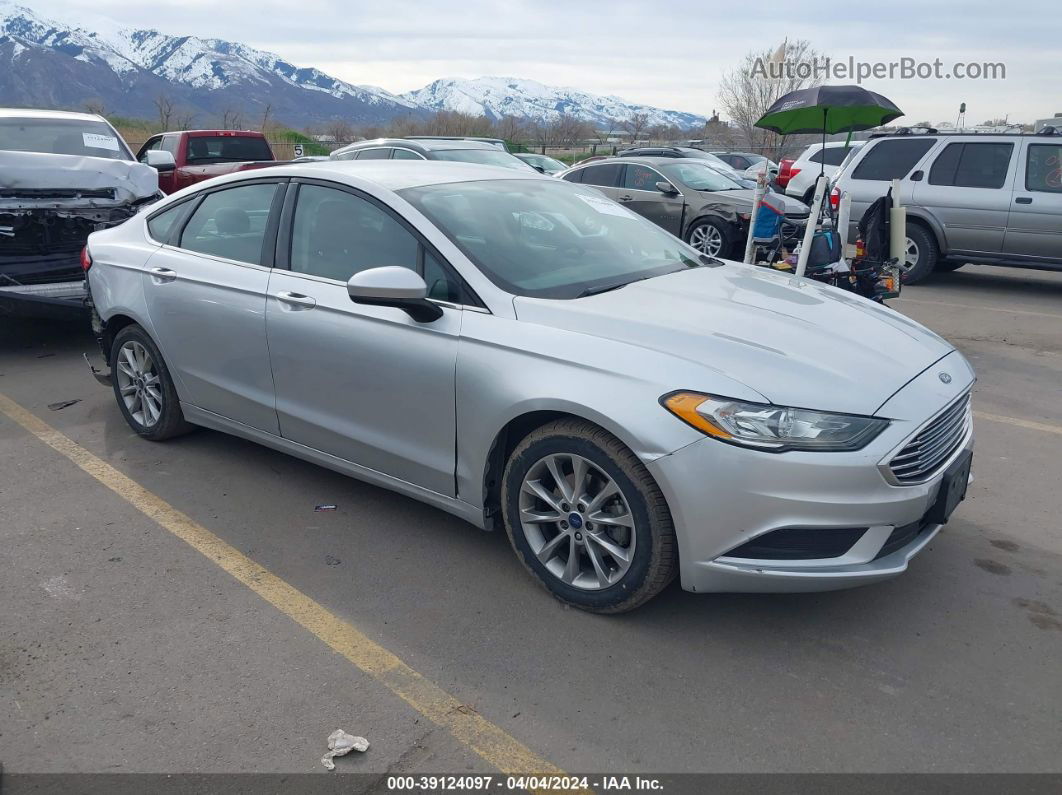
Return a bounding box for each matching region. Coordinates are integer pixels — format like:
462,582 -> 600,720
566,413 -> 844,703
575,192 -> 637,218
321,728 -> 369,770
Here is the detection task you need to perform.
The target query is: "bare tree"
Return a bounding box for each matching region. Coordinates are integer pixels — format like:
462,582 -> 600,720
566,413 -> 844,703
222,107 -> 244,129
324,119 -> 355,144
594,118 -> 619,146
717,39 -> 824,159
495,114 -> 523,144
260,103 -> 272,131
84,99 -> 106,116
174,110 -> 196,131
622,113 -> 650,142
154,94 -> 175,129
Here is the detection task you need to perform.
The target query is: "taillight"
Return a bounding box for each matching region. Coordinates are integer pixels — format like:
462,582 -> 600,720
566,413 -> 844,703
80,246 -> 92,272
829,186 -> 840,211
855,239 -> 866,259
777,159 -> 797,188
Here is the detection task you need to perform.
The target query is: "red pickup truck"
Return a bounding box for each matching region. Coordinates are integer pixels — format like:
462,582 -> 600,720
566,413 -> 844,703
135,130 -> 285,194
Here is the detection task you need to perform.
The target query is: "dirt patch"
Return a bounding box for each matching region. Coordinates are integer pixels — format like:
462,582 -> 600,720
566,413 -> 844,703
989,539 -> 1020,553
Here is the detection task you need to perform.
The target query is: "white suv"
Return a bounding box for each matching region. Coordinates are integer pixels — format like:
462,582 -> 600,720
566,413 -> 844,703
784,141 -> 864,205
832,131 -> 1062,282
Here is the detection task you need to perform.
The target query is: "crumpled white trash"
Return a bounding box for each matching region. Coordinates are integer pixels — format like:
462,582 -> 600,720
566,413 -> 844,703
321,728 -> 370,770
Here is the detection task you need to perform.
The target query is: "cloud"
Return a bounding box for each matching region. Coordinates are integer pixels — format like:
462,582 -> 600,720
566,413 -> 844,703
28,0 -> 1061,123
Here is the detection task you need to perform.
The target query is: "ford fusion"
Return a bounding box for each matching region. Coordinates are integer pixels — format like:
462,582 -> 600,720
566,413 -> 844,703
85,162 -> 974,613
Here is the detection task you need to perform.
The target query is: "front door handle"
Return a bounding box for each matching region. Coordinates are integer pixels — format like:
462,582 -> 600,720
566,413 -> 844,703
149,267 -> 177,283
617,194 -> 634,202
275,291 -> 317,309
1015,196 -> 1033,204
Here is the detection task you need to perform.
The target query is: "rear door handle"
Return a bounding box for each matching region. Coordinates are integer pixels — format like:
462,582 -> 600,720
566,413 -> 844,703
275,291 -> 316,309
1015,196 -> 1033,204
149,267 -> 177,283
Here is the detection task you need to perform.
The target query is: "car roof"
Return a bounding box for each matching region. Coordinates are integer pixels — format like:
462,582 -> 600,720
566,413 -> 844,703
570,156 -> 677,168
404,138 -> 502,151
0,107 -> 107,122
242,160 -> 548,191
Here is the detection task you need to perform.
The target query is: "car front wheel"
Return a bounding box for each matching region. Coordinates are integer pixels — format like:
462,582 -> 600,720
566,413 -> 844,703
111,324 -> 194,441
686,217 -> 732,258
502,419 -> 677,613
901,225 -> 939,284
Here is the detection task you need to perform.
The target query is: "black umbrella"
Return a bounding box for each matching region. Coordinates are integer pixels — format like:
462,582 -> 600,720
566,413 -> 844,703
756,85 -> 904,175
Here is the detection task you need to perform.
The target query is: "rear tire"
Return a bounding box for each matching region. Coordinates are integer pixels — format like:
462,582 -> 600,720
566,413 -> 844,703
502,419 -> 677,613
901,224 -> 938,284
110,324 -> 195,441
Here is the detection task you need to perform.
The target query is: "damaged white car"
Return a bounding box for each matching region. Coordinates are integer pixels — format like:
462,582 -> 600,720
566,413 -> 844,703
0,109 -> 160,317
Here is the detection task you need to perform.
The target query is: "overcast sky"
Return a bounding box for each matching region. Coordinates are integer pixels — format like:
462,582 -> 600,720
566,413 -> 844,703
34,0 -> 1062,124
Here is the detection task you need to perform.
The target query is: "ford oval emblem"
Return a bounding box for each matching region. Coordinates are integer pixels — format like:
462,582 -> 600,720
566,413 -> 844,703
939,372 -> 952,384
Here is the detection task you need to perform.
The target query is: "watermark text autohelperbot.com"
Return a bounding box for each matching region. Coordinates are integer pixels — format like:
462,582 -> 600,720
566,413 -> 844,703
751,56 -> 1006,83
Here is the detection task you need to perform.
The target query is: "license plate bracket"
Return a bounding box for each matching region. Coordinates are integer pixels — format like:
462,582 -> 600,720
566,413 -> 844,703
926,449 -> 972,525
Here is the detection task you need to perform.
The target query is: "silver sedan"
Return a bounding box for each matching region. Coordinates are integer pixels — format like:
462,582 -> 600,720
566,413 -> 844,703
85,162 -> 974,613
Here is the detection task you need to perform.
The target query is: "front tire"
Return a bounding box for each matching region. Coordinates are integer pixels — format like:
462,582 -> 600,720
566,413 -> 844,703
686,217 -> 733,259
502,419 -> 677,613
111,324 -> 194,441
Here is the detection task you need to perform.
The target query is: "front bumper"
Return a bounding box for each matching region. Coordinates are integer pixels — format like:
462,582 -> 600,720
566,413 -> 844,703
646,353 -> 975,593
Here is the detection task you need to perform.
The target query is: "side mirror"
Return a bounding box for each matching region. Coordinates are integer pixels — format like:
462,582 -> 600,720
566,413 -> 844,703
656,181 -> 679,194
144,150 -> 176,172
346,266 -> 443,323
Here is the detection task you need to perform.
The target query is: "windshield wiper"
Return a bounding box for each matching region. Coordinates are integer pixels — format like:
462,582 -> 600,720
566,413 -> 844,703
575,280 -> 636,298
698,253 -> 725,266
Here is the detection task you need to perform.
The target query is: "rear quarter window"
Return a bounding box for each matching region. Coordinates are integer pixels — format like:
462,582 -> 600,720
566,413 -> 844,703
1025,144 -> 1062,193
851,139 -> 936,181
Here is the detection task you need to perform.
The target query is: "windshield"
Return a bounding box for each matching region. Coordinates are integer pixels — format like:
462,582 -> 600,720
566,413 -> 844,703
399,179 -> 705,299
185,135 -> 273,164
664,162 -> 744,191
0,118 -> 132,160
521,154 -> 567,172
432,149 -> 534,170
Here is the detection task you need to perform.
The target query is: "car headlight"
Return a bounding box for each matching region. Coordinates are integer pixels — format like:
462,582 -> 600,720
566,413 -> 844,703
661,391 -> 889,452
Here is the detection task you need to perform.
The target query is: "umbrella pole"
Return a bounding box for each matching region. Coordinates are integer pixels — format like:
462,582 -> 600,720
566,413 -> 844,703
795,174 -> 827,277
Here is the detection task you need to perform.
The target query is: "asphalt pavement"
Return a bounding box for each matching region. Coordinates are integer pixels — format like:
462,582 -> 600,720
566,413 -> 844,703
1,263 -> 1060,782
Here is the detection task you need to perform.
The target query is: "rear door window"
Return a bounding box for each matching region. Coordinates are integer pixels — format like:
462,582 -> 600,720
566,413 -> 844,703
851,139 -> 936,181
1024,144 -> 1062,193
810,147 -> 854,166
356,148 -> 392,160
392,148 -> 425,160
623,164 -> 665,191
179,183 -> 279,265
929,142 -> 1013,188
577,163 -> 622,188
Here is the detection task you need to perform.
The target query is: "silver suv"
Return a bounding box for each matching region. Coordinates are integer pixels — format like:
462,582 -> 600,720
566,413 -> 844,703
832,131 -> 1062,282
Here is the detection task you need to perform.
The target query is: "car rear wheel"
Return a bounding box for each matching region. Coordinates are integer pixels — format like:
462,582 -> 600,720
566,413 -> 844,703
901,225 -> 938,284
111,324 -> 194,441
502,419 -> 677,613
686,218 -> 732,258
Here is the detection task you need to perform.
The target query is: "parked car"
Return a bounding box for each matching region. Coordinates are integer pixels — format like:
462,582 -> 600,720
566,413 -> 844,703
561,157 -> 808,258
136,130 -> 285,195
615,146 -> 764,189
0,108 -> 159,317
831,130 -> 1062,282
783,141 -> 865,204
407,136 -> 511,152
329,138 -> 535,171
514,152 -> 568,175
85,161 -> 974,612
711,151 -> 780,179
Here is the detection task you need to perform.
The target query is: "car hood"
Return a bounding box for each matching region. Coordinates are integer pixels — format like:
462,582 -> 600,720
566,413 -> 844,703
698,188 -> 808,215
0,150 -> 158,207
512,265 -> 953,416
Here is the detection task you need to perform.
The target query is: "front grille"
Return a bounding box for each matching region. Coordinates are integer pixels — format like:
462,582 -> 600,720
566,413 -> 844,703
888,393 -> 971,484
722,527 -> 868,561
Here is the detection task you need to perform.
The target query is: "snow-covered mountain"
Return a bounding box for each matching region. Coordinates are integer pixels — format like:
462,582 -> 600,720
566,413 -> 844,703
0,3 -> 705,130
404,76 -> 705,129
0,2 -> 420,124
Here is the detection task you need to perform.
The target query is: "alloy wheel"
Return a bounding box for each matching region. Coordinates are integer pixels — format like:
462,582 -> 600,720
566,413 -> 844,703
518,453 -> 636,590
115,340 -> 163,428
689,224 -> 724,257
904,236 -> 920,268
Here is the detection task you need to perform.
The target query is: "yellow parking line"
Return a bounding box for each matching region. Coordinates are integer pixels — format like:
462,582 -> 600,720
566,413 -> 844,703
0,392 -> 582,790
975,410 -> 1062,436
894,297 -> 1062,321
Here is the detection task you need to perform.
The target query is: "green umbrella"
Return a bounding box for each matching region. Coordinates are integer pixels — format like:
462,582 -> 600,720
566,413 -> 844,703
756,85 -> 904,175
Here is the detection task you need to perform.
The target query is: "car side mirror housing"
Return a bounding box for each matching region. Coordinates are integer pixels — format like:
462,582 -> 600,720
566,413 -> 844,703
144,149 -> 176,172
910,170 -> 924,182
656,181 -> 679,194
346,266 -> 443,323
